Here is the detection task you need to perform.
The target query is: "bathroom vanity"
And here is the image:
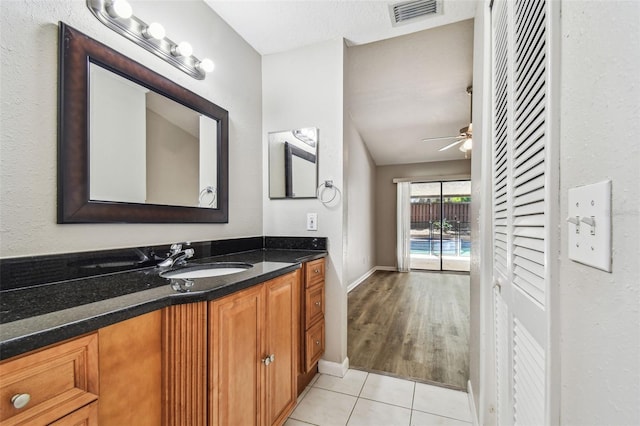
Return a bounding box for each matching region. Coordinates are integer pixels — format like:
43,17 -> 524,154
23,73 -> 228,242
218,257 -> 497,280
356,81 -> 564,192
0,239 -> 326,425
0,23 -> 330,425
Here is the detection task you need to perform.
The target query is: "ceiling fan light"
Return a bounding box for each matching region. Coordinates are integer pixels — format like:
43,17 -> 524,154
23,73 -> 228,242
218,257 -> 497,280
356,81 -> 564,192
460,137 -> 473,152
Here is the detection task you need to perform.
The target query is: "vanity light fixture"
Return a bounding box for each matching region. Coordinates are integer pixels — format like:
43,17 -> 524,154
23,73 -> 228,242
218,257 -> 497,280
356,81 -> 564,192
172,41 -> 193,57
106,0 -> 132,19
87,0 -> 214,80
292,128 -> 318,147
197,58 -> 215,73
142,22 -> 165,40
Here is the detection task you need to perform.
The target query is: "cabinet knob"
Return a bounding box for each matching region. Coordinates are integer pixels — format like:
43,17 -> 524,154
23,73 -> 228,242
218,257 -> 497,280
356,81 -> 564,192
262,354 -> 275,366
11,393 -> 31,409
314,269 -> 320,274
315,340 -> 321,346
315,301 -> 321,306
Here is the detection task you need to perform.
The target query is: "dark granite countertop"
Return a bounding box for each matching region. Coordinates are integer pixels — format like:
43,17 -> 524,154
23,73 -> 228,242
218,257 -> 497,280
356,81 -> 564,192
0,248 -> 326,360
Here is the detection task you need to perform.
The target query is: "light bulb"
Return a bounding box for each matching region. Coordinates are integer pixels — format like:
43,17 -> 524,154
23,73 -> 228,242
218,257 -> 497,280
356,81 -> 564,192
459,138 -> 473,152
172,41 -> 193,57
107,0 -> 132,19
197,58 -> 215,73
143,22 -> 165,40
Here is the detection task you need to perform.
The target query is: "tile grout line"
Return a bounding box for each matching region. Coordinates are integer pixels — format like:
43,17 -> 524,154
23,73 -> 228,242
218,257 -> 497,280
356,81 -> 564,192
344,372 -> 369,426
312,385 -> 366,399
410,379 -> 417,426
288,370 -> 472,425
288,373 -> 319,424
357,372 -> 369,397
411,407 -> 474,424
356,396 -> 413,410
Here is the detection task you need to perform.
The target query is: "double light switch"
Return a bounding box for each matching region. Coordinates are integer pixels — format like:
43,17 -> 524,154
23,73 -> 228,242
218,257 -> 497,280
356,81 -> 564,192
567,180 -> 612,272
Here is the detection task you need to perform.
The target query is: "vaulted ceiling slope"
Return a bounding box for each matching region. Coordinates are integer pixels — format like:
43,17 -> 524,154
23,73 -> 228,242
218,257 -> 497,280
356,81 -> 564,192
205,1 -> 475,165
347,19 -> 474,165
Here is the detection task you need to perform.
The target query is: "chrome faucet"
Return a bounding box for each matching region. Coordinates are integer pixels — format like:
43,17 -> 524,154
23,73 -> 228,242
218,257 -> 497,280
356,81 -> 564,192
157,243 -> 194,268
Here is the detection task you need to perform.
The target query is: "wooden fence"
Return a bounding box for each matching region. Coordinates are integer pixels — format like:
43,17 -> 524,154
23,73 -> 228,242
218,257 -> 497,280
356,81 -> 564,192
411,202 -> 470,227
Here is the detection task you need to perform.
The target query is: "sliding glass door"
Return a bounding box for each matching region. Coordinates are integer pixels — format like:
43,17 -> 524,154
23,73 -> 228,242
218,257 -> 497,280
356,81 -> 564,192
441,181 -> 471,271
410,181 -> 471,272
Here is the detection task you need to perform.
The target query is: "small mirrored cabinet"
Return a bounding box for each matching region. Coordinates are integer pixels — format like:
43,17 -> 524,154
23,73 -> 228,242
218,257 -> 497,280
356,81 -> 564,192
268,128 -> 319,199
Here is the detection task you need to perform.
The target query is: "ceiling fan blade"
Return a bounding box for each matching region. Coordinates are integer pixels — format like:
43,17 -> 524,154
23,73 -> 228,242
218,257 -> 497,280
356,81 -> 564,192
439,139 -> 465,151
422,135 -> 461,142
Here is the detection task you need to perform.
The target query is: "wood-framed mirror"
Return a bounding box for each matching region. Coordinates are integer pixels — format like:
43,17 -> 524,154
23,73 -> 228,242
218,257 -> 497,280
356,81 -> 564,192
58,23 -> 228,223
268,127 -> 319,199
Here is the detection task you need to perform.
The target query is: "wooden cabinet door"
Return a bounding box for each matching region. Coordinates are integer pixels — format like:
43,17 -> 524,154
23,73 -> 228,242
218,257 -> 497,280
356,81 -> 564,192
98,311 -> 162,426
210,285 -> 265,426
264,272 -> 297,426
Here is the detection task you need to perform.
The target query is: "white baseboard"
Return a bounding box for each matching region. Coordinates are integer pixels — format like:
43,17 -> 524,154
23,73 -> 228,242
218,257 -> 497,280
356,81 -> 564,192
347,267 -> 376,293
347,266 -> 398,293
318,357 -> 349,378
467,380 -> 479,426
376,265 -> 397,271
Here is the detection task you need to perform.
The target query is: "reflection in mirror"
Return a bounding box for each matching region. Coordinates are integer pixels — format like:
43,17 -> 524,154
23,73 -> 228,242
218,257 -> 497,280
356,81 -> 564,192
268,128 -> 318,198
58,23 -> 228,223
89,63 -> 217,208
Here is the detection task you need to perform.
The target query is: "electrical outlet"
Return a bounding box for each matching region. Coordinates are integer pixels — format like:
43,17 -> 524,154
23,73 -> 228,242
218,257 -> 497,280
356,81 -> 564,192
307,213 -> 318,231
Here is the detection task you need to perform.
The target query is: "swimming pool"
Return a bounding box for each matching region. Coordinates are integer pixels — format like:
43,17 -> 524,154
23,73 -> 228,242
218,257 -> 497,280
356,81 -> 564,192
410,238 -> 471,256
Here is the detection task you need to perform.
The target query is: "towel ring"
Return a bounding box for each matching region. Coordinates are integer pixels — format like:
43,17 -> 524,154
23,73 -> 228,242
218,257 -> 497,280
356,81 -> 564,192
199,186 -> 217,207
317,180 -> 339,205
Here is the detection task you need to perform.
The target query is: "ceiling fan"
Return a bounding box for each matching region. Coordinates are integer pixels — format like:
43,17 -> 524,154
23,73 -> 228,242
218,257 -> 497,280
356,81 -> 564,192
422,86 -> 473,153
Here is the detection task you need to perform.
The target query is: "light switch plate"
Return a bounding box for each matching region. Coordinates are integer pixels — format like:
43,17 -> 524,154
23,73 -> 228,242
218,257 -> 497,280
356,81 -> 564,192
567,180 -> 612,272
307,213 -> 318,231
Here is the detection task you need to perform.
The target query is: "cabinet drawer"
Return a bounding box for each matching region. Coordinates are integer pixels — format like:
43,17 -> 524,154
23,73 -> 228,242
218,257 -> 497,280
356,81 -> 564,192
305,321 -> 325,371
305,259 -> 325,289
0,334 -> 99,426
305,284 -> 325,329
49,401 -> 98,426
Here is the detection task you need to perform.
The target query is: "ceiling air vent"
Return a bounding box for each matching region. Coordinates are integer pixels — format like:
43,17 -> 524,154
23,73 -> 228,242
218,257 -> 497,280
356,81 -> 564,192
389,0 -> 442,26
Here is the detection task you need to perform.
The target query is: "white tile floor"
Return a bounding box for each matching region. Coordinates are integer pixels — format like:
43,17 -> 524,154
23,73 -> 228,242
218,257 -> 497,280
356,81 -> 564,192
286,369 -> 473,426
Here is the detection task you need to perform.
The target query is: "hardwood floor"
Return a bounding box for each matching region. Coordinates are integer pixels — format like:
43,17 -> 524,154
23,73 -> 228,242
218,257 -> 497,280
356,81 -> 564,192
347,271 -> 469,389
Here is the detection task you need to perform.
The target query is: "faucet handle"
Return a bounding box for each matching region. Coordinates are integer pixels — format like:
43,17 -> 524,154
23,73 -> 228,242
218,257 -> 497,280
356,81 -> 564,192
184,248 -> 195,258
170,243 -> 182,254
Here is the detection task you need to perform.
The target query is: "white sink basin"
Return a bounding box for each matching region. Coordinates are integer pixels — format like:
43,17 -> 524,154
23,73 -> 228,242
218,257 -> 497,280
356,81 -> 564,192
161,262 -> 253,279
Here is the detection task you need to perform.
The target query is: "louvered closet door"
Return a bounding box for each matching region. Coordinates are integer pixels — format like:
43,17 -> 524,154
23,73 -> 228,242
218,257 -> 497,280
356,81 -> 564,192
491,0 -> 555,424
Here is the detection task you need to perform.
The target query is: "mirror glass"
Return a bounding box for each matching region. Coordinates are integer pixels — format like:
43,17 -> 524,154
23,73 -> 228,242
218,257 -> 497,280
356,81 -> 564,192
268,128 -> 319,198
58,23 -> 228,223
89,63 -> 218,208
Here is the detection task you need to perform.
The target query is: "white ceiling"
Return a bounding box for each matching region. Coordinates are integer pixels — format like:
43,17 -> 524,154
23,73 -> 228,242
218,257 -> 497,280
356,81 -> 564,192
205,0 -> 476,165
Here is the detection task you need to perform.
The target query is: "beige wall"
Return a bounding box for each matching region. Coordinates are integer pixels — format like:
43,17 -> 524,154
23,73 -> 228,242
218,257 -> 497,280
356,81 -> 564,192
0,0 -> 262,257
345,117 -> 376,286
262,39 -> 347,366
146,110 -> 199,207
375,160 -> 471,267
